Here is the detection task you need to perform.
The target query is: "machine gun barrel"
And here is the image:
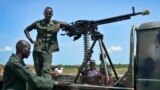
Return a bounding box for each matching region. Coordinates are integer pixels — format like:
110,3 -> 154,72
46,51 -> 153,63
92,9 -> 150,25
62,8 -> 150,41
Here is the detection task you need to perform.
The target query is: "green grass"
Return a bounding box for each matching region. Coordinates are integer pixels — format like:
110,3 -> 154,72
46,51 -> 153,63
0,64 -> 128,76
62,67 -> 78,75
115,68 -> 128,75
62,66 -> 128,75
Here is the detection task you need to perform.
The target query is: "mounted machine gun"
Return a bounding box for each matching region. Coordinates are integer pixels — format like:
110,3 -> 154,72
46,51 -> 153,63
61,7 -> 150,84
61,7 -> 150,41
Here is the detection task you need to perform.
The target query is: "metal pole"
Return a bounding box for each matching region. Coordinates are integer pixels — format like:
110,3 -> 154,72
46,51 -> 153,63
101,40 -> 119,80
98,39 -> 109,85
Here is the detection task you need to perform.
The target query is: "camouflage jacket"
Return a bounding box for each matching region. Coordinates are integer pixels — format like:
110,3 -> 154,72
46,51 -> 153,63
25,19 -> 60,53
2,54 -> 54,90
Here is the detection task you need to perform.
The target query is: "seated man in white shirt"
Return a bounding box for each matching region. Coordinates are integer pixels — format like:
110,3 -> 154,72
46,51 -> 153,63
52,64 -> 63,80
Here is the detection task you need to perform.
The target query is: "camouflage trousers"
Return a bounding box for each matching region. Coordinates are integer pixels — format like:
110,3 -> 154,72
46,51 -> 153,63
33,50 -> 52,79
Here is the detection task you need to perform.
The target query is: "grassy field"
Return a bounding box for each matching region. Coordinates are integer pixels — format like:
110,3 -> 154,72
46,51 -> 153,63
0,64 -> 128,76
62,65 -> 128,75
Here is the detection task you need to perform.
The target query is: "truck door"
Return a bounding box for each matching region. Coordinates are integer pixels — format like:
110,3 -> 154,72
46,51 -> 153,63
136,21 -> 160,90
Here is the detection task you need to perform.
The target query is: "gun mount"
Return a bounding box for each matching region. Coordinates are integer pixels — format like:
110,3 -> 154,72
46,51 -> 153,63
61,7 -> 150,84
62,7 -> 150,41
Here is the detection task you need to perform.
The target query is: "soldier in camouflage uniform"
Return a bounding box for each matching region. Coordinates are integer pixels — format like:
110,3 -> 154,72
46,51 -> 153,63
24,7 -> 66,79
2,40 -> 71,90
2,40 -> 55,90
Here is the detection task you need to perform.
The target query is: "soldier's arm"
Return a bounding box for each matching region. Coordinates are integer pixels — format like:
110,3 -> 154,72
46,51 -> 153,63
9,62 -> 55,89
24,22 -> 38,45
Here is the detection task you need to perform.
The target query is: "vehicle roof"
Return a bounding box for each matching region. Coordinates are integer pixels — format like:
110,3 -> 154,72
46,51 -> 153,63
138,21 -> 160,30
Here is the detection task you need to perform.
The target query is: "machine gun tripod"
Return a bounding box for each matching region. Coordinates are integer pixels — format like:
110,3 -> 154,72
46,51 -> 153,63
74,30 -> 119,85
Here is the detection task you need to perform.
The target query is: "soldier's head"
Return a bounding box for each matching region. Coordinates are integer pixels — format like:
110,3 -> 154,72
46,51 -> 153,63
16,40 -> 31,59
43,7 -> 53,20
90,60 -> 96,69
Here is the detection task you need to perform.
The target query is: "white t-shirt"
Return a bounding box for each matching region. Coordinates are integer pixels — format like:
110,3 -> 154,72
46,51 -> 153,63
54,67 -> 63,76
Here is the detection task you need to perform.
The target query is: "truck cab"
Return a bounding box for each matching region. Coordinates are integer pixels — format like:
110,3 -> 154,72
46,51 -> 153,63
135,21 -> 160,90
